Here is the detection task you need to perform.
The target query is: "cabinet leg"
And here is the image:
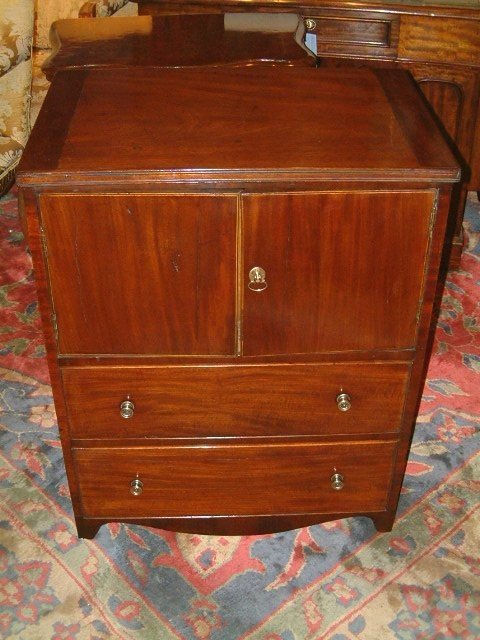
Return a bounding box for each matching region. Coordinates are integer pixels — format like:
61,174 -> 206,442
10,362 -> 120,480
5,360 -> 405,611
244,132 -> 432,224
371,512 -> 396,532
75,517 -> 102,539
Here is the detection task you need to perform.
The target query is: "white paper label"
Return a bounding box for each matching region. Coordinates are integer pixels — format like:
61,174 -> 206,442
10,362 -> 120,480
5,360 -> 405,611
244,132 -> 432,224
305,32 -> 317,55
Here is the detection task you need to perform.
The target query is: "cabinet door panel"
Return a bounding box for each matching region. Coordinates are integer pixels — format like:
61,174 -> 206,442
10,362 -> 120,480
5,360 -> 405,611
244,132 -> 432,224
242,191 -> 434,355
41,194 -> 237,355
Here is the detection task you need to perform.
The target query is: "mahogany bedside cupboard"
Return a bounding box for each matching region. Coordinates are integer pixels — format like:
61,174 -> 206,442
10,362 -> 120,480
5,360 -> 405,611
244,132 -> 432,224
17,66 -> 460,539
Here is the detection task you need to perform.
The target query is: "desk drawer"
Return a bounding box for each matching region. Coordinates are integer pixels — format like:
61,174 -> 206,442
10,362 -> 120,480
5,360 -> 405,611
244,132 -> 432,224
73,440 -> 397,518
62,363 -> 409,439
303,11 -> 399,60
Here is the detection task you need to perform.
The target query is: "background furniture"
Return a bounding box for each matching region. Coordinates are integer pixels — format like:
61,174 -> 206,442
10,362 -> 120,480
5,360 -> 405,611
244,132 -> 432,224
17,64 -> 459,539
136,0 -> 480,266
0,0 -> 34,195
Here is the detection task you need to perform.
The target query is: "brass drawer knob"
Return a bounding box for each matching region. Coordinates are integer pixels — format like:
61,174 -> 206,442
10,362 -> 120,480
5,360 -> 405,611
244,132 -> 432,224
331,472 -> 345,491
130,478 -> 143,496
336,393 -> 351,412
305,18 -> 317,31
248,266 -> 268,292
120,399 -> 134,419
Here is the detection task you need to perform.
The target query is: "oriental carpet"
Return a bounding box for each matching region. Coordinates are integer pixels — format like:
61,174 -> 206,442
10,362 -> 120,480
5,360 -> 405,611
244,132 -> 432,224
0,187 -> 479,640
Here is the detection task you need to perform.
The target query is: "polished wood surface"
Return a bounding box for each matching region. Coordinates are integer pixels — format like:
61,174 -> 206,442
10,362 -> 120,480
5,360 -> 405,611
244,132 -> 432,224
40,193 -> 237,355
44,7 -> 479,265
41,190 -> 435,356
20,67 -> 459,184
242,191 -> 434,354
17,66 -> 459,538
62,363 -> 410,438
73,441 -> 397,517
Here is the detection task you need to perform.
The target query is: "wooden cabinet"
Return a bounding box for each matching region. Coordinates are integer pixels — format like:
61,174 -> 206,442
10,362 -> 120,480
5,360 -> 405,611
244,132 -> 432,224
17,65 -> 459,538
42,190 -> 432,356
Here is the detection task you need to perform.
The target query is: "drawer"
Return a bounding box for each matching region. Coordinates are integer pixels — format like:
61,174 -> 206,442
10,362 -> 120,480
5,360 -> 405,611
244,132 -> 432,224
398,16 -> 480,67
73,440 -> 397,518
303,11 -> 399,60
62,363 -> 410,439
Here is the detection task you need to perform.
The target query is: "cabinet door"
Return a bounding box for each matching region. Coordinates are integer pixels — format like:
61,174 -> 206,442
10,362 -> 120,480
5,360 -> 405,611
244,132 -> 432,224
242,191 -> 434,355
40,194 -> 237,355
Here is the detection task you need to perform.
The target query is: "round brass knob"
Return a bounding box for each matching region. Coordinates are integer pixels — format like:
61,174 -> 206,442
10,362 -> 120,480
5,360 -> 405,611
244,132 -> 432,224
248,266 -> 267,292
331,472 -> 345,491
336,393 -> 351,412
305,18 -> 317,30
120,399 -> 134,419
130,478 -> 143,496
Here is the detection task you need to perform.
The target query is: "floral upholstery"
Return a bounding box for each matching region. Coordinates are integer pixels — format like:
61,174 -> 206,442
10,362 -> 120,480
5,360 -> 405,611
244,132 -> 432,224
0,0 -> 34,195
87,0 -> 136,18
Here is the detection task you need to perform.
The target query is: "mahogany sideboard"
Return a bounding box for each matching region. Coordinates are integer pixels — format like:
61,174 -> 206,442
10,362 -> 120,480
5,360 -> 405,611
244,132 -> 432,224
17,65 -> 459,539
136,0 -> 480,267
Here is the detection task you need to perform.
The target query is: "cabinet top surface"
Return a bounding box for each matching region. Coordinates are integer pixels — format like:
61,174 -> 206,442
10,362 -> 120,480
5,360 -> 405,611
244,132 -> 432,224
18,66 -> 459,186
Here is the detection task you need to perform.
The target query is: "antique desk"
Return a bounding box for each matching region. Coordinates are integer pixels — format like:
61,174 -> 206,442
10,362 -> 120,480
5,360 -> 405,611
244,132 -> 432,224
17,66 -> 459,538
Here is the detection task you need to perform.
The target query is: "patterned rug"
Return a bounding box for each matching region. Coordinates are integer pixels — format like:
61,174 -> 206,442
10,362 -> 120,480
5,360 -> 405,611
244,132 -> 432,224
1,187 -> 479,640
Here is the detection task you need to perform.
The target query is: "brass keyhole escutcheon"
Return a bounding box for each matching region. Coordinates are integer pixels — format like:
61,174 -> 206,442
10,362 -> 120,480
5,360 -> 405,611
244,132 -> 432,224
248,266 -> 267,292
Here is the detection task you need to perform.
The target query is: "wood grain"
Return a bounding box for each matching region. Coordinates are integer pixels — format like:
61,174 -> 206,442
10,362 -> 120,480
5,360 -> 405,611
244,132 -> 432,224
17,67 -> 459,187
242,191 -> 434,354
73,440 -> 397,517
62,362 -> 410,438
40,193 -> 237,355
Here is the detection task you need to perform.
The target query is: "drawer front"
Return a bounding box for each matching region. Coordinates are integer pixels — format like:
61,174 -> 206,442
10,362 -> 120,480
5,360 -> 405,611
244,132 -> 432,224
303,11 -> 399,60
399,16 -> 480,67
73,440 -> 397,517
62,363 -> 410,439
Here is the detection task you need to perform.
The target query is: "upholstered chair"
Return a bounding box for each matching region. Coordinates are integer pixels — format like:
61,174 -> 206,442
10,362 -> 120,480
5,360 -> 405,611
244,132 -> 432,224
0,0 -> 35,195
